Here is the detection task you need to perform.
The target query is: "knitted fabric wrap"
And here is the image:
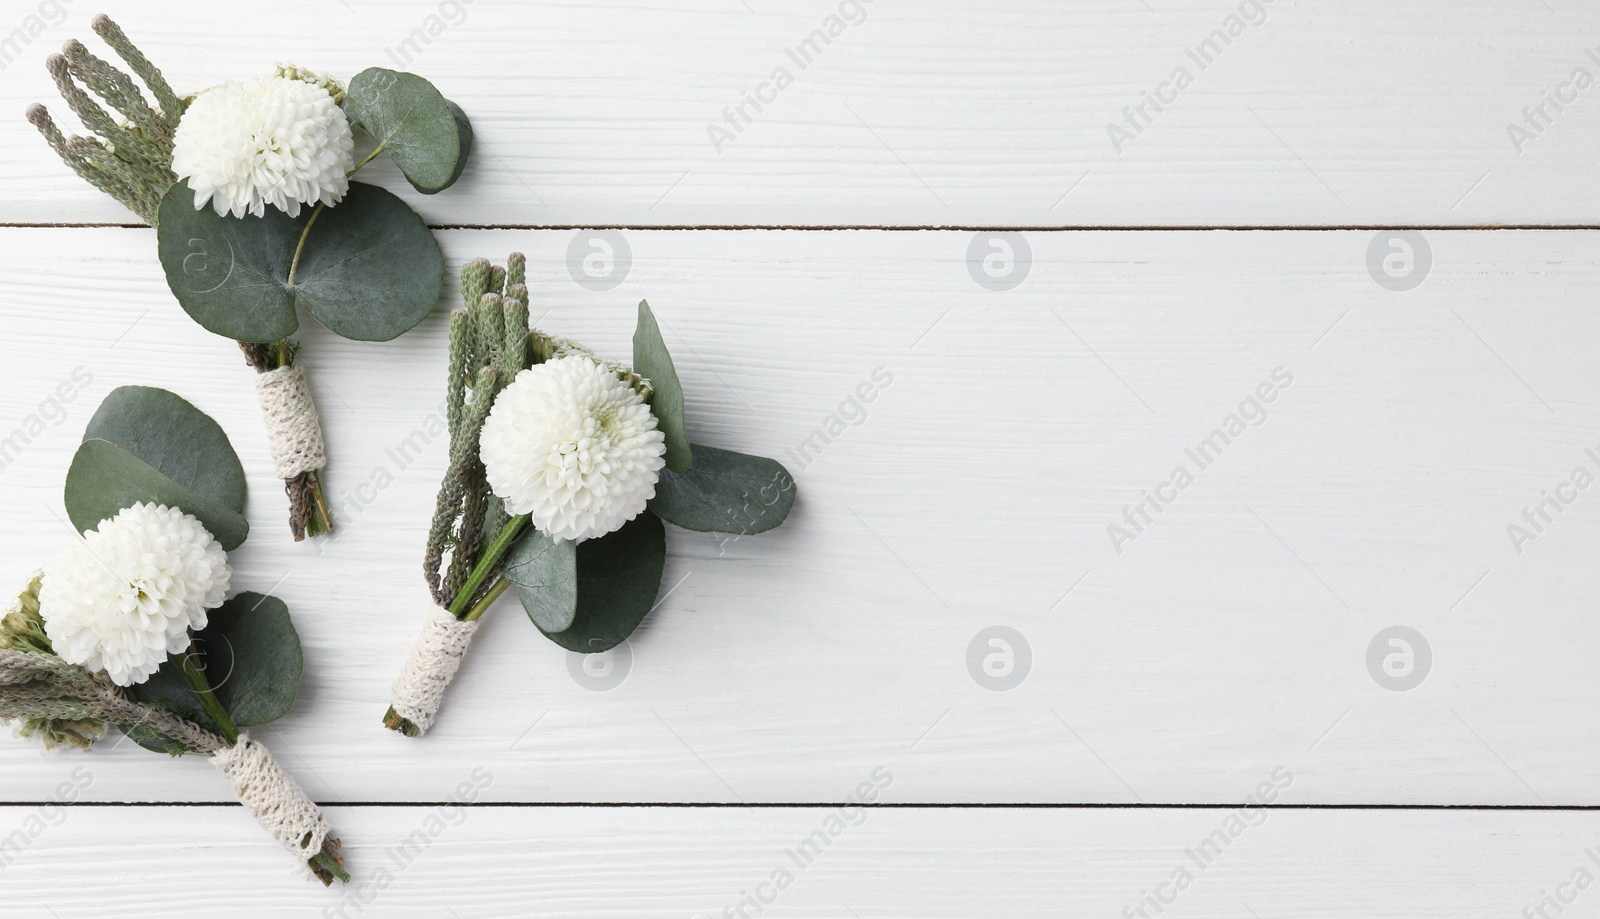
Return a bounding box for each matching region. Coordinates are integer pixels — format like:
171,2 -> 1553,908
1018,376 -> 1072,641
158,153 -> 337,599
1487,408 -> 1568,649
254,364 -> 326,479
390,605 -> 479,735
211,733 -> 330,862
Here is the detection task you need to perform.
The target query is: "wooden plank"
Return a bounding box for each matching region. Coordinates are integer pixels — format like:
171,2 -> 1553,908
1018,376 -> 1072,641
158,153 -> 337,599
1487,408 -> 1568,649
0,226 -> 1596,805
0,804 -> 1595,916
2,1 -> 1598,226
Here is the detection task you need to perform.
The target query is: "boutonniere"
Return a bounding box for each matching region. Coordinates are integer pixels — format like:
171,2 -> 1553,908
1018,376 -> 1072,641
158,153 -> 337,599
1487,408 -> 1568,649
385,254 -> 798,735
28,16 -> 473,541
0,386 -> 346,884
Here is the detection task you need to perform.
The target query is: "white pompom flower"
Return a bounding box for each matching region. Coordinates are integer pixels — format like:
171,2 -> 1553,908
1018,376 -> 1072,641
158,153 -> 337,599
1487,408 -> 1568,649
38,503 -> 232,687
172,75 -> 354,218
481,355 -> 668,542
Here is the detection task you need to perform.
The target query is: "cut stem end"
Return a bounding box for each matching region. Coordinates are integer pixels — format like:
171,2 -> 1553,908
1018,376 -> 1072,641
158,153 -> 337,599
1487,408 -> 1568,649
382,706 -> 422,737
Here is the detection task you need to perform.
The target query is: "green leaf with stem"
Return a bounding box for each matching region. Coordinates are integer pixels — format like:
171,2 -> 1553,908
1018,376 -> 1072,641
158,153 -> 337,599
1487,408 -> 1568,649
119,593 -> 303,754
343,68 -> 474,194
178,638 -> 238,745
192,592 -> 304,726
156,181 -> 443,343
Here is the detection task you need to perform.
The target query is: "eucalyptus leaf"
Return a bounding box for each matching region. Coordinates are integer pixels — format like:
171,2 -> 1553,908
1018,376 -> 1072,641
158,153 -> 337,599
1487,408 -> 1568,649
650,443 -> 795,534
344,68 -> 474,194
195,592 -> 303,727
633,301 -> 691,472
65,439 -> 248,550
155,182 -> 299,342
504,529 -> 578,633
84,386 -> 245,514
538,512 -> 666,653
441,100 -> 474,190
294,182 -> 444,339
120,592 -> 303,755
156,181 -> 443,343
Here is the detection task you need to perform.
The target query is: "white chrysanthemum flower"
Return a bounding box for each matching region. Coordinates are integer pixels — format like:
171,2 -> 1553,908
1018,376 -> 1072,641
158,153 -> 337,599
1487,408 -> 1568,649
481,355 -> 667,542
172,75 -> 354,218
38,503 -> 231,687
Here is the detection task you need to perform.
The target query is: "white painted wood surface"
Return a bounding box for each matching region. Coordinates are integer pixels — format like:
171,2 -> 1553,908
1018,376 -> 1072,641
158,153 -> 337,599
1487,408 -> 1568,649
1,805 -> 1598,917
2,1 -> 1600,226
1,227 -> 1595,808
3,0 -> 1598,910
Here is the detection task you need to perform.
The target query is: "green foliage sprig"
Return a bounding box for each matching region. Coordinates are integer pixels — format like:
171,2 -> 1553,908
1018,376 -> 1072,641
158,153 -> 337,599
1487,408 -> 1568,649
386,254 -> 798,736
28,16 -> 477,542
2,386 -> 346,884
26,16 -> 179,224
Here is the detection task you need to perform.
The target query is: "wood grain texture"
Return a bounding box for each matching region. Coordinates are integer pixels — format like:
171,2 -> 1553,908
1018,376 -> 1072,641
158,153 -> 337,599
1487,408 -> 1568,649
1,1 -> 1599,226
0,226 -> 1595,806
0,804 -> 1596,917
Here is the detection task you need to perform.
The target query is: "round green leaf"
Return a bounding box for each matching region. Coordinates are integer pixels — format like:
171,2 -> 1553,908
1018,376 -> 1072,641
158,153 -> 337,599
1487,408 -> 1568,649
633,301 -> 692,472
155,182 -> 300,342
344,68 -> 474,194
504,529 -> 578,633
294,182 -> 444,340
650,443 -> 795,534
193,592 -> 303,727
65,439 -> 249,550
84,386 -> 245,514
537,512 -> 666,653
156,181 -> 444,343
120,592 -> 303,755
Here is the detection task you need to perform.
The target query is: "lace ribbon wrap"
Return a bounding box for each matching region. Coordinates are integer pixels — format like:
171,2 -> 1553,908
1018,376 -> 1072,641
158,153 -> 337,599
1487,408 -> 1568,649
254,364 -> 326,479
211,733 -> 331,865
389,605 -> 479,735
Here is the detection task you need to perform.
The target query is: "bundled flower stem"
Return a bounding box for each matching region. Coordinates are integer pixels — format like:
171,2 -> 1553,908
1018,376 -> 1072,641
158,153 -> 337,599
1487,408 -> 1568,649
386,255 -> 663,736
386,256 -> 532,736
239,340 -> 333,539
0,575 -> 348,884
385,253 -> 796,735
28,15 -> 333,541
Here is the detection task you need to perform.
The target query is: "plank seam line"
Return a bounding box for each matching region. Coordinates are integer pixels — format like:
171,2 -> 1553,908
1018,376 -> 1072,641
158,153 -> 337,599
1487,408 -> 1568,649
6,802 -> 1600,810
7,223 -> 1600,232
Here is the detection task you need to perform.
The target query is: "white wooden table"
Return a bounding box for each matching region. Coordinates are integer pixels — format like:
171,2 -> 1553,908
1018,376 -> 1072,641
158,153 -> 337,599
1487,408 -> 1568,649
1,1 -> 1597,915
